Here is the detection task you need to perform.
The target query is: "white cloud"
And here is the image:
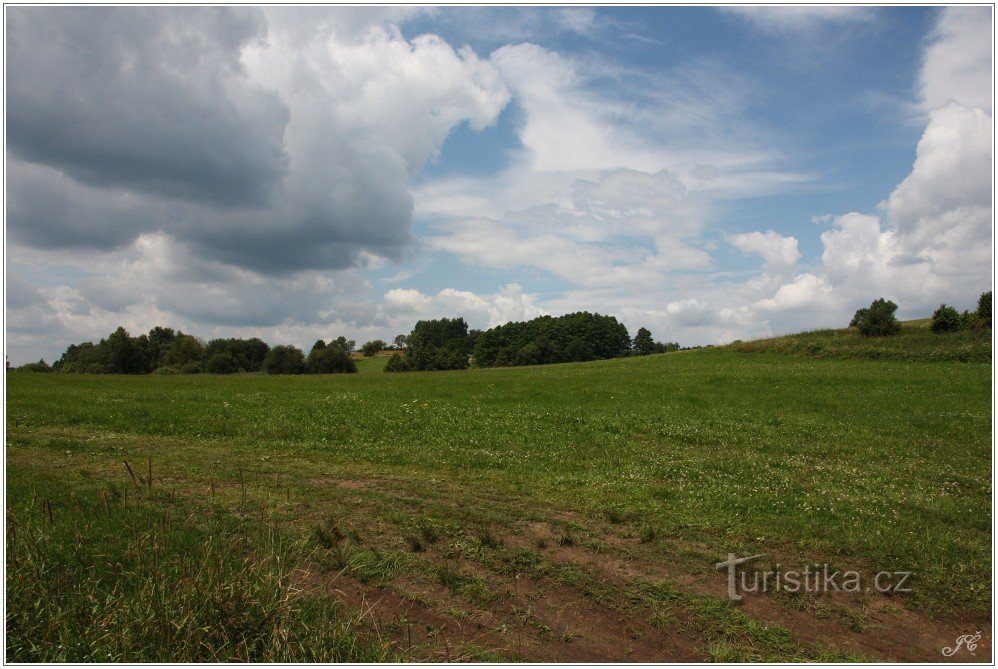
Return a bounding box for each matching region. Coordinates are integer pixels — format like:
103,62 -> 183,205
727,230 -> 801,273
722,6 -> 875,34
382,283 -> 545,329
885,103 -> 992,272
919,7 -> 992,113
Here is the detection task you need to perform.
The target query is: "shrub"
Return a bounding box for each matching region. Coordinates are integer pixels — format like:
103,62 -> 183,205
307,346 -> 357,374
961,310 -> 986,332
360,340 -> 386,357
384,353 -> 410,373
179,361 -> 204,374
930,304 -> 961,333
152,365 -> 180,375
16,360 -> 51,373
850,298 -> 901,337
204,352 -> 241,374
262,345 -> 306,374
977,291 -> 992,325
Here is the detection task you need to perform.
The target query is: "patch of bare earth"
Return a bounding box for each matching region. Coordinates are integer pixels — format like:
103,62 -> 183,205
296,478 -> 991,662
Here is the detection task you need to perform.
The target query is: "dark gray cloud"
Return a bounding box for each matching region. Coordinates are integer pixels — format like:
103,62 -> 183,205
5,7 -> 507,275
7,7 -> 289,208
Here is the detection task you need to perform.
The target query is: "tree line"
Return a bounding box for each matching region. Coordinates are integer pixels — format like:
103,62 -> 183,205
11,313 -> 681,374
385,312 -> 679,372
11,327 -> 398,375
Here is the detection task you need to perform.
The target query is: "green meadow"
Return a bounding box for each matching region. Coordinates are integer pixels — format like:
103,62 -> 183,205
5,323 -> 992,661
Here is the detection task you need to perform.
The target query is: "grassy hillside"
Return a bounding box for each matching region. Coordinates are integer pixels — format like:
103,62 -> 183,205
727,318 -> 991,362
5,343 -> 991,661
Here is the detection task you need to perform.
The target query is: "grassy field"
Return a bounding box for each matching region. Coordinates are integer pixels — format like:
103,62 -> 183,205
5,325 -> 992,661
728,318 -> 991,362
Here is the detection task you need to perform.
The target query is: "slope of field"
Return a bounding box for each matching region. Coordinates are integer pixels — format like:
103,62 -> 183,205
5,343 -> 992,661
727,318 -> 991,362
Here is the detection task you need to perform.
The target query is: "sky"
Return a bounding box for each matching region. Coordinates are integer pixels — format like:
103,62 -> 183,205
5,5 -> 994,364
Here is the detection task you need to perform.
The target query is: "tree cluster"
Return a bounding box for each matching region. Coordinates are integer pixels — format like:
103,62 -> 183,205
473,312 -> 632,368
632,327 -> 680,355
25,327 -> 359,374
385,317 -> 471,372
931,291 -> 992,333
850,291 -> 992,337
385,312 -> 677,372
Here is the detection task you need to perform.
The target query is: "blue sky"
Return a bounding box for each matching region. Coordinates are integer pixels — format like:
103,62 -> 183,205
5,6 -> 993,363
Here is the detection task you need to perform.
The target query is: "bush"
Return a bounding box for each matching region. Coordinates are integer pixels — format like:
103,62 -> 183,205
961,310 -> 986,332
360,340 -> 386,357
179,361 -> 204,375
384,353 -> 410,373
306,346 -> 357,374
204,352 -> 241,374
152,366 -> 180,375
977,291 -> 991,325
263,345 -> 307,375
850,298 -> 901,337
16,360 -> 51,373
930,304 -> 961,333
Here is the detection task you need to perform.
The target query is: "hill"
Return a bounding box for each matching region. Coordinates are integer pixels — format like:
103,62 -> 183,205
726,318 -> 991,362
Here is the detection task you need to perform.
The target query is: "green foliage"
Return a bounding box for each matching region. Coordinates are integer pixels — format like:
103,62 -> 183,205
161,334 -> 206,368
16,359 -> 52,373
306,344 -> 357,374
930,304 -> 961,333
473,312 -> 631,368
204,351 -> 242,374
360,340 -> 387,357
384,353 -> 409,372
262,345 -> 306,374
850,298 -> 901,337
977,290 -> 991,324
388,318 -> 470,372
392,334 -> 407,349
204,338 -> 269,372
179,361 -> 204,375
327,337 -> 355,355
632,327 -> 679,355
104,327 -> 146,374
633,327 -> 655,355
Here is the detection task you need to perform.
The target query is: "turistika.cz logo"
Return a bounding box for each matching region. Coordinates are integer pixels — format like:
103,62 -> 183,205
714,553 -> 913,602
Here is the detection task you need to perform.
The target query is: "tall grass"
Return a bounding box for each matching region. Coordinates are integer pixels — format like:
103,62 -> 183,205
5,482 -> 398,662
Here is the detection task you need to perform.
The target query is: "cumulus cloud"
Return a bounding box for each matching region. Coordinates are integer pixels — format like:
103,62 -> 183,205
6,7 -> 289,208
919,6 -> 992,113
6,7 -> 509,274
727,230 -> 801,273
382,284 -> 545,329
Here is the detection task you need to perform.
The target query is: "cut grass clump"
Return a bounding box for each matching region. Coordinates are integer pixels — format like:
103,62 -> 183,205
476,526 -> 503,549
434,564 -> 497,602
315,542 -> 411,585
